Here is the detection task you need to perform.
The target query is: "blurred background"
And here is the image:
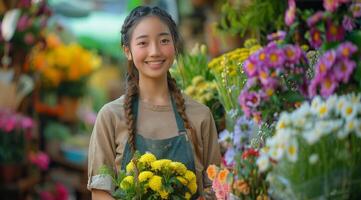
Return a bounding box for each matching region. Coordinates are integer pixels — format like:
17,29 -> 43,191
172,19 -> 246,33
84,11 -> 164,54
0,0 -> 323,199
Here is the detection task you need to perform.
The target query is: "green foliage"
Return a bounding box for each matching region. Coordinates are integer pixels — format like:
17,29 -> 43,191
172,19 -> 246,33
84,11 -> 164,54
217,0 -> 287,41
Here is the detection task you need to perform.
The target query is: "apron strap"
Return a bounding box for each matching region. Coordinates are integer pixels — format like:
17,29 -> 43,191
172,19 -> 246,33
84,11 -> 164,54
131,95 -> 186,134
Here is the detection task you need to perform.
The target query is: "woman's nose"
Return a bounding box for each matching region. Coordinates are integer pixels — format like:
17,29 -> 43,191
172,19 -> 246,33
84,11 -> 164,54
149,42 -> 161,56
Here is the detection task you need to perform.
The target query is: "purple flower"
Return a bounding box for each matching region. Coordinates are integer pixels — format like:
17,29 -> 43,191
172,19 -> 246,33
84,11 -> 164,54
342,16 -> 355,31
267,30 -> 287,41
310,28 -> 323,48
315,53 -> 335,77
243,59 -> 258,77
307,11 -> 324,27
266,48 -> 286,68
320,75 -> 338,97
323,0 -> 340,12
285,0 -> 296,26
239,91 -> 261,108
334,59 -> 356,83
21,117 -> 34,129
245,77 -> 258,89
17,15 -> 30,32
336,42 -> 358,59
233,116 -> 255,149
308,78 -> 319,97
224,147 -> 235,166
252,49 -> 267,66
284,45 -> 302,64
350,3 -> 361,18
326,21 -> 345,42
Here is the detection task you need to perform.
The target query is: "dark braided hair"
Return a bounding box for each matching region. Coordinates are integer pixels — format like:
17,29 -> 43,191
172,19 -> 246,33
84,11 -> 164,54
120,6 -> 200,158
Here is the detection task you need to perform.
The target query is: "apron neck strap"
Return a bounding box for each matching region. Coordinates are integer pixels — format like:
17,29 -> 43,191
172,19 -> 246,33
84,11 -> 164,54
131,95 -> 186,134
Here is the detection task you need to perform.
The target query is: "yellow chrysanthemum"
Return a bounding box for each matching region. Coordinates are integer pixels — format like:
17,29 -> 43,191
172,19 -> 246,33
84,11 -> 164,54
184,170 -> 196,182
138,171 -> 154,182
170,162 -> 187,175
185,192 -> 192,200
120,176 -> 134,190
126,161 -> 135,174
176,176 -> 188,185
151,159 -> 171,171
149,175 -> 163,192
187,181 -> 197,194
139,152 -> 157,165
159,189 -> 169,199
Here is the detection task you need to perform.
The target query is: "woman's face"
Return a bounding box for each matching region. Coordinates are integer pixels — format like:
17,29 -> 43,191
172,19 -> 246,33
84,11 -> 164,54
124,16 -> 175,80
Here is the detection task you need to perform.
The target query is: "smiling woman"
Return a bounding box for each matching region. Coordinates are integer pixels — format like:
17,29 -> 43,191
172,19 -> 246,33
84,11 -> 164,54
87,5 -> 221,200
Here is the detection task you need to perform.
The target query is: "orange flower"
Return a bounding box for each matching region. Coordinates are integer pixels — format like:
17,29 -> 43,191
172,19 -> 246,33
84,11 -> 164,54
206,165 -> 217,181
233,180 -> 250,195
217,168 -> 229,184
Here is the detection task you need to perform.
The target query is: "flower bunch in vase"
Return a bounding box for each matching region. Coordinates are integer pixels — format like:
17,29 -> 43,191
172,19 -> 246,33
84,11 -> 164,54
257,93 -> 361,199
100,152 -> 197,200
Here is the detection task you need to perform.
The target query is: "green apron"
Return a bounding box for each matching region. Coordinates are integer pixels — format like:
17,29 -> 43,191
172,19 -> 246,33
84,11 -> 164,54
121,96 -> 198,199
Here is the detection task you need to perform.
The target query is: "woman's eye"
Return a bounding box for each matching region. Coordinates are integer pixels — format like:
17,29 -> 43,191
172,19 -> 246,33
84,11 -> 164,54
137,41 -> 146,46
160,39 -> 170,44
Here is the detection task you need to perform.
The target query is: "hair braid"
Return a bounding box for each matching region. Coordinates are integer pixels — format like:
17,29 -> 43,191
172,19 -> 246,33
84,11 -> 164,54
167,72 -> 201,159
124,63 -> 139,154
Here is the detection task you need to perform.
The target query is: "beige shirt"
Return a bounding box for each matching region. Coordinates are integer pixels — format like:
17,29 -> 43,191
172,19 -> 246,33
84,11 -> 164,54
87,95 -> 221,196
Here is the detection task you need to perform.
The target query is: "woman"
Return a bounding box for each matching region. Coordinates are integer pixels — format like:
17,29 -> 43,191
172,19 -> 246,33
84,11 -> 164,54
87,6 -> 221,199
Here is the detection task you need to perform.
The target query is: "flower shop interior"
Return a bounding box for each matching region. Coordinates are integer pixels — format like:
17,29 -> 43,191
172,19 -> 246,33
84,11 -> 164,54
1,0 -> 361,199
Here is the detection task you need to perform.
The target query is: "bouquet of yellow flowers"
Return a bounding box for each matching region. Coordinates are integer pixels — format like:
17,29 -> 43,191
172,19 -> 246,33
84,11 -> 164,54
29,33 -> 101,97
100,152 -> 197,200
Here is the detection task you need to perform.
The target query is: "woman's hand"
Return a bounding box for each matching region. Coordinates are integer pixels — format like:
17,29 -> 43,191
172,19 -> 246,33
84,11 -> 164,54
91,189 -> 115,200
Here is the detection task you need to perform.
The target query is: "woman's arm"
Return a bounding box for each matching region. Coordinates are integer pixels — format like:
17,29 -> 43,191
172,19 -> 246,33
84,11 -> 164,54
92,189 -> 115,200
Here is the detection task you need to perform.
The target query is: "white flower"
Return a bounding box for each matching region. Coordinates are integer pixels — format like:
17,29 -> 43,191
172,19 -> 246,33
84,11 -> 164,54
303,128 -> 322,145
311,96 -> 323,114
339,119 -> 357,139
326,95 -> 338,109
257,154 -> 270,172
341,103 -> 357,120
269,144 -> 285,161
348,93 -> 361,104
309,154 -> 319,164
277,112 -> 291,130
286,138 -> 298,162
317,102 -> 330,119
318,120 -> 338,135
336,97 -> 347,115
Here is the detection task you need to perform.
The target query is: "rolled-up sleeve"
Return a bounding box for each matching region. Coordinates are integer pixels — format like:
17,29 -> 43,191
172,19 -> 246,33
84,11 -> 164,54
87,105 -> 116,192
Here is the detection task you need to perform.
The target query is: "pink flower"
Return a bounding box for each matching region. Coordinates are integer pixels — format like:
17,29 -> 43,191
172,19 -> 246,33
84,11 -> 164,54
239,91 -> 261,108
285,0 -> 296,26
308,79 -> 319,97
4,116 -> 17,133
40,191 -> 55,200
334,59 -> 356,83
323,0 -> 340,12
283,45 -> 302,64
55,183 -> 69,200
29,152 -> 50,171
310,28 -> 323,48
267,30 -> 286,41
320,75 -> 338,97
17,15 -> 30,31
326,21 -> 345,42
350,3 -> 361,18
315,52 -> 335,77
243,59 -> 258,77
21,117 -> 34,129
266,48 -> 286,68
307,11 -> 324,27
336,42 -> 358,59
342,16 -> 355,31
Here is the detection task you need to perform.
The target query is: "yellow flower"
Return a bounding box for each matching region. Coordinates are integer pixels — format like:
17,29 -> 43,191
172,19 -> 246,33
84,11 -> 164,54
192,76 -> 205,86
187,181 -> 197,194
159,189 -> 169,199
185,192 -> 192,200
149,175 -> 163,192
120,176 -> 134,189
184,170 -> 196,182
151,159 -> 171,171
176,176 -> 188,185
170,162 -> 187,175
139,152 -> 157,165
126,161 -> 135,174
138,171 -> 154,182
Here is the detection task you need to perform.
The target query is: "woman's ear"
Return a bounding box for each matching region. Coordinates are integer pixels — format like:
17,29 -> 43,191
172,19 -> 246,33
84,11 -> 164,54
123,46 -> 132,61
